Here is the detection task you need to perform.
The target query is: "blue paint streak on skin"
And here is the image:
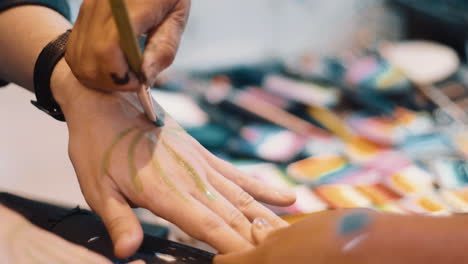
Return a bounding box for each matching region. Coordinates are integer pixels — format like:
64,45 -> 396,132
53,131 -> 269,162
338,212 -> 372,236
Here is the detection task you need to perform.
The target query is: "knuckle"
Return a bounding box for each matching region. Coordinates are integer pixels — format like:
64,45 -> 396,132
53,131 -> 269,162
75,65 -> 98,82
172,12 -> 189,29
106,215 -> 129,234
149,42 -> 177,70
227,209 -> 245,229
237,190 -> 254,211
198,216 -> 224,240
139,188 -> 155,202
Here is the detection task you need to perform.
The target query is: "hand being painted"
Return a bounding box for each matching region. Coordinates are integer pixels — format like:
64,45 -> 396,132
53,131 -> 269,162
59,67 -> 296,258
0,205 -> 143,264
65,0 -> 190,92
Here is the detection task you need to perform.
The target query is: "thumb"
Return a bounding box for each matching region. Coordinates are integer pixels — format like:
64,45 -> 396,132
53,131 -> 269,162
252,218 -> 274,245
94,194 -> 143,259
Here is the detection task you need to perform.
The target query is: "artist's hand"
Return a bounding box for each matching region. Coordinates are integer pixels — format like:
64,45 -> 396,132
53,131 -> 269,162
215,209 -> 376,264
0,205 -> 143,264
53,62 -> 296,258
65,0 -> 190,92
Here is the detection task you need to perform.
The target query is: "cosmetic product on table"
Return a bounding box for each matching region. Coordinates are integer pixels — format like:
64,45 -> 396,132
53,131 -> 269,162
203,76 -> 330,138
440,188 -> 468,212
287,154 -> 360,186
235,162 -> 328,215
314,184 -> 373,209
227,123 -> 307,162
430,158 -> 468,189
263,75 -> 340,108
346,108 -> 435,146
399,193 -> 452,215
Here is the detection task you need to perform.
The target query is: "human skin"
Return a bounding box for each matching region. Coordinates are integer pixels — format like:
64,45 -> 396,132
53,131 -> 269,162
215,209 -> 468,264
61,75 -> 296,257
66,0 -> 191,92
0,204 -> 144,264
0,3 -> 296,259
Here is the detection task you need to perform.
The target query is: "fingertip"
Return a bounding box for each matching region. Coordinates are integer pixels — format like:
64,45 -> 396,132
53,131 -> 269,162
261,188 -> 296,207
142,62 -> 161,87
278,189 -> 297,206
114,227 -> 144,259
96,196 -> 144,259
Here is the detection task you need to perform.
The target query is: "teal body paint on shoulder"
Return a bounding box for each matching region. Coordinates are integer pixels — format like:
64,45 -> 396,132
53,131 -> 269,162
338,212 -> 372,236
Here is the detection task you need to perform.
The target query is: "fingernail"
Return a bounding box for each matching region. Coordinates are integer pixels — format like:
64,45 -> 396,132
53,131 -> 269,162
253,218 -> 270,230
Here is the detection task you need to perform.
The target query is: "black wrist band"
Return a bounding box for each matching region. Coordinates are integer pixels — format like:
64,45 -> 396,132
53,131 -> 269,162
31,29 -> 71,121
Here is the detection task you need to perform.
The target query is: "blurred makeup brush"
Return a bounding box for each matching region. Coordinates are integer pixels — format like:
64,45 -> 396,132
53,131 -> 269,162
382,41 -> 468,127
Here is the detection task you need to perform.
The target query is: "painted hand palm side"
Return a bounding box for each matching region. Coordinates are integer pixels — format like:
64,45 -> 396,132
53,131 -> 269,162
0,206 -> 140,264
68,93 -> 296,258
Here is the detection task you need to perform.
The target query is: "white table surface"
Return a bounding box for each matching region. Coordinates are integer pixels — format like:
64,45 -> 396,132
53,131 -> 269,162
0,84 -> 88,208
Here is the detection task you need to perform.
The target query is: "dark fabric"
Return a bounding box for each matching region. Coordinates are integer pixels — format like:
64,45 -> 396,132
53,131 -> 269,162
0,0 -> 71,87
0,192 -> 215,263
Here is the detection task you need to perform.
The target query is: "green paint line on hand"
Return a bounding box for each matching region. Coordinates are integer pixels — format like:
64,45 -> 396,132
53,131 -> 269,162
145,132 -> 187,201
167,126 -> 185,133
101,126 -> 138,178
129,129 -> 147,191
162,139 -> 216,200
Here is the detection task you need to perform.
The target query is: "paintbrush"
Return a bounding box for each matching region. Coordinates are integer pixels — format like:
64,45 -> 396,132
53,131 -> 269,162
108,0 -> 164,126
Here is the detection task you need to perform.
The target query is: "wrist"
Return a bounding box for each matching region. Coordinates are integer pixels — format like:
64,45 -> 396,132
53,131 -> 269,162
49,58 -> 87,118
50,60 -> 124,124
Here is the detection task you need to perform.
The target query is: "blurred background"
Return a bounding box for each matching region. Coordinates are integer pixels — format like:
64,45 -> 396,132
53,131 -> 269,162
2,0 -> 468,251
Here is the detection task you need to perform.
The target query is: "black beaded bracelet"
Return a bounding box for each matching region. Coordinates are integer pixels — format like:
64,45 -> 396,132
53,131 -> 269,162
31,29 -> 71,121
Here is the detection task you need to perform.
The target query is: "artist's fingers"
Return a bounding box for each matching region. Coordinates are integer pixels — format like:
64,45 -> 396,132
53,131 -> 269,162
94,33 -> 141,92
92,192 -> 143,259
208,168 -> 288,229
67,0 -> 140,92
191,140 -> 296,206
142,0 -> 190,84
252,218 -> 274,245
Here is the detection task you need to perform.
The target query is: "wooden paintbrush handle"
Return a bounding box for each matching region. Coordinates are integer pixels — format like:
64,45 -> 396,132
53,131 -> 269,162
108,0 -> 143,79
